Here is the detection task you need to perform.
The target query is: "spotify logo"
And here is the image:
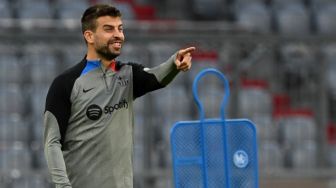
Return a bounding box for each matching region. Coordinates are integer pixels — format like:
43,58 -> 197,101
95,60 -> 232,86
86,104 -> 103,120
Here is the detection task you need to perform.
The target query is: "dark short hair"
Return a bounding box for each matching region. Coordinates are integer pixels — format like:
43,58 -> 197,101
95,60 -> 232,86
81,4 -> 122,34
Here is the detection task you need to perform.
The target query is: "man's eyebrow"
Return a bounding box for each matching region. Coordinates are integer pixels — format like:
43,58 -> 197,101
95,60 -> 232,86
103,24 -> 114,28
102,24 -> 123,28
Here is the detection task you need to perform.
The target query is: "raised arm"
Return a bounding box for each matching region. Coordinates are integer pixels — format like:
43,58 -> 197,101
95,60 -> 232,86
132,46 -> 195,99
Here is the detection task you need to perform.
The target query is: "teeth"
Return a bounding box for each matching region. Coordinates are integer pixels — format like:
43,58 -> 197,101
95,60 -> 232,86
110,42 -> 121,48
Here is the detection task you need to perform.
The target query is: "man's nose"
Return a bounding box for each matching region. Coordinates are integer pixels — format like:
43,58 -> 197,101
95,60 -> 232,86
113,30 -> 123,38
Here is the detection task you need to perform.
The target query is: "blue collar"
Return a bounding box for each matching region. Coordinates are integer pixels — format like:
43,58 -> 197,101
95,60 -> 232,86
86,59 -> 101,66
80,59 -> 101,76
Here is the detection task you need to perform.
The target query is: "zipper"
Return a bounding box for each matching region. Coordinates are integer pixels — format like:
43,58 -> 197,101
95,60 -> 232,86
100,66 -> 109,91
99,60 -> 118,92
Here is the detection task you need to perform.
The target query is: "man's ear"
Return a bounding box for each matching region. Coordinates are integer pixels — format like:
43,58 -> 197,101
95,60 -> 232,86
83,30 -> 94,44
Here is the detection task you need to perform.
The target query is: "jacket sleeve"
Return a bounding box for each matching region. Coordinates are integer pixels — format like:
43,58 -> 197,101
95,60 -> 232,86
132,53 -> 179,99
44,76 -> 72,188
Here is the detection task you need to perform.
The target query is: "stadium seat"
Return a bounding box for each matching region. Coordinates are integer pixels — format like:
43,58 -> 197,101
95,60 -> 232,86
196,75 -> 227,118
30,141 -> 47,169
151,86 -> 191,169
188,50 -> 220,81
29,85 -> 49,145
259,141 -> 284,170
133,96 -> 147,173
10,173 -> 49,188
280,44 -> 314,66
0,142 -> 32,171
114,2 -> 135,20
56,0 -> 89,19
311,0 -> 335,7
0,181 -> 7,188
0,115 -> 29,143
90,0 -> 113,4
0,48 -> 21,84
31,120 -> 43,144
0,1 -> 12,18
290,140 -> 317,169
251,114 -> 277,141
238,79 -> 272,118
321,44 -> 336,96
234,0 -> 265,4
15,0 -> 53,19
117,43 -> 150,66
314,2 -> 336,35
279,43 -> 316,93
192,0 -> 224,20
239,44 -> 275,80
23,44 -> 58,85
147,42 -> 180,82
235,2 -> 272,33
133,140 -> 144,174
274,3 -> 311,35
0,84 -> 24,116
29,85 -> 49,120
61,43 -> 87,69
148,42 -> 178,64
153,85 -> 190,122
272,0 -> 305,7
30,59 -> 58,85
276,109 -> 316,148
187,50 -> 223,117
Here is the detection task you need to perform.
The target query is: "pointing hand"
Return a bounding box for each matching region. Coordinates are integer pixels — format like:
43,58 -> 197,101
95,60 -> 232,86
175,47 -> 196,72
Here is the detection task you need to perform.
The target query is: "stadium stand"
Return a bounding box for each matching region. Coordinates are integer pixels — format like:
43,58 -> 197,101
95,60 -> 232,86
0,0 -> 336,187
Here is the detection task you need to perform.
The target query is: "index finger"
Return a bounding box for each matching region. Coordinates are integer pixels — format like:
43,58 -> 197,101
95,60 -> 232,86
179,47 -> 196,56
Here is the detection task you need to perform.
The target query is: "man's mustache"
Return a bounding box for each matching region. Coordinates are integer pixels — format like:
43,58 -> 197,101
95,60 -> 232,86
108,38 -> 124,44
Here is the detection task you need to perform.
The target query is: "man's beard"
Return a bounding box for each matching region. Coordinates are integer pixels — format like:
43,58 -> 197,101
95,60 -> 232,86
95,43 -> 120,61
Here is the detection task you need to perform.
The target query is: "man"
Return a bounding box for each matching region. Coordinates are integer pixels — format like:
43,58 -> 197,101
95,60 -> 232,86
44,4 -> 195,188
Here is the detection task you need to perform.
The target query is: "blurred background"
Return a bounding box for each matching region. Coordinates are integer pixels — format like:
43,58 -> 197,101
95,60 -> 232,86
1,0 -> 336,187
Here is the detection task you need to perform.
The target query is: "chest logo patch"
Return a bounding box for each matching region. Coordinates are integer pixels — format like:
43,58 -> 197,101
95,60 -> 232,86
86,104 -> 103,120
116,76 -> 129,86
83,87 -> 94,93
104,99 -> 128,114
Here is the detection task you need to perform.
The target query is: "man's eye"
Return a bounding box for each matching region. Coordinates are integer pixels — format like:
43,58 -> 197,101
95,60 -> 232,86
104,27 -> 113,31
